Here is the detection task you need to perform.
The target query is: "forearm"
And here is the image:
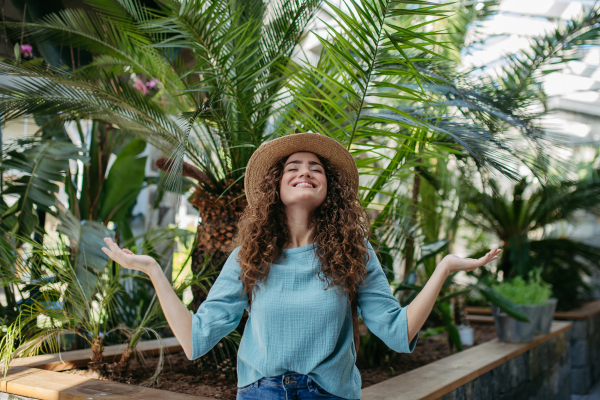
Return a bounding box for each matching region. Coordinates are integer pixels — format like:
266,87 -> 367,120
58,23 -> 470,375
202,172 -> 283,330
148,264 -> 193,358
405,262 -> 449,342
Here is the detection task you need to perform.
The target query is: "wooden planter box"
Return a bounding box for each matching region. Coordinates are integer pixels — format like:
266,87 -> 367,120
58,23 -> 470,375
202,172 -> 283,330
2,322 -> 574,400
7,337 -> 182,372
1,367 -> 213,400
2,338 -> 213,400
466,300 -> 600,395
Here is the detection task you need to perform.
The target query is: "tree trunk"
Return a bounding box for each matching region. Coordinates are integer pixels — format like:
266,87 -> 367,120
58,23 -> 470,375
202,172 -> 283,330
188,181 -> 248,334
153,158 -> 249,334
88,336 -> 104,370
116,347 -> 133,373
403,165 -> 422,279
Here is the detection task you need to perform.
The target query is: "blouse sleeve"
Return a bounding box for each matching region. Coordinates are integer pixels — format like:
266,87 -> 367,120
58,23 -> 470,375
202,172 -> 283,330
356,242 -> 419,353
188,247 -> 248,360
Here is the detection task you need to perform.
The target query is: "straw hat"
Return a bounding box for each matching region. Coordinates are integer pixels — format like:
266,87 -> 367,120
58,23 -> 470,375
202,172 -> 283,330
244,133 -> 359,205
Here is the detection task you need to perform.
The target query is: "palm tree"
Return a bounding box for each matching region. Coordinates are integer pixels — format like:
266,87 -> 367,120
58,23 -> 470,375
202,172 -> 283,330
0,0 -> 576,314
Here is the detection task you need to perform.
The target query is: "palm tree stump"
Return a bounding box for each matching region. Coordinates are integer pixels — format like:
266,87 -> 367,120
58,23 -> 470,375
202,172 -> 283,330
156,158 -> 248,333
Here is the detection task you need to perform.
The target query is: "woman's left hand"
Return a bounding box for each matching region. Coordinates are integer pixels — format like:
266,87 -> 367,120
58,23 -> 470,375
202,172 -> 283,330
441,248 -> 502,275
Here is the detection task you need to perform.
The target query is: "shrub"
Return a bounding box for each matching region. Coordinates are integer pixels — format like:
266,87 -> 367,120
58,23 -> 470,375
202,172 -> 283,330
493,273 -> 552,305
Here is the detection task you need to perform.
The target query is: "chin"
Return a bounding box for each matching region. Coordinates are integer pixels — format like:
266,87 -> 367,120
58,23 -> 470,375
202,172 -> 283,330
282,195 -> 325,209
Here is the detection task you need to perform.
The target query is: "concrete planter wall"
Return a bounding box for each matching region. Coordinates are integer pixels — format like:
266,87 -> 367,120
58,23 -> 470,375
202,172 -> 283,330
361,321 -> 572,400
556,301 -> 600,395
438,327 -> 570,400
466,299 -> 600,396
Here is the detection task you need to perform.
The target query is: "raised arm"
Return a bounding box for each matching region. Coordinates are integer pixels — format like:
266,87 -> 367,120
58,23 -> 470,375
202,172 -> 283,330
101,238 -> 193,358
405,248 -> 502,342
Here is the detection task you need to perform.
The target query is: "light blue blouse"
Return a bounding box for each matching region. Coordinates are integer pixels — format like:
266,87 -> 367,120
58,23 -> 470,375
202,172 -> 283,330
188,242 -> 418,399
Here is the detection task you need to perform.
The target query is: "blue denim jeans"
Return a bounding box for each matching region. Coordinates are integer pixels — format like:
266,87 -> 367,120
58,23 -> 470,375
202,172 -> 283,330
236,371 -> 348,399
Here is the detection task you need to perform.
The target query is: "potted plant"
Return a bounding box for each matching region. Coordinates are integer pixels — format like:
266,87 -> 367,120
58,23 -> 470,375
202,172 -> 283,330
491,273 -> 553,342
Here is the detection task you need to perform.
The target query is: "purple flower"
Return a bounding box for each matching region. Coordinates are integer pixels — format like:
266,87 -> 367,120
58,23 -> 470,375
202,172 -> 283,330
20,44 -> 33,58
145,78 -> 160,90
132,77 -> 148,95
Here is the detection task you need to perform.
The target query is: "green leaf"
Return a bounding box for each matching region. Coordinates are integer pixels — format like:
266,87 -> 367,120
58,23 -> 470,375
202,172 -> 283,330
0,140 -> 83,239
98,138 -> 147,224
416,240 -> 449,266
437,301 -> 462,352
56,205 -> 114,294
438,289 -> 470,304
473,285 -> 530,322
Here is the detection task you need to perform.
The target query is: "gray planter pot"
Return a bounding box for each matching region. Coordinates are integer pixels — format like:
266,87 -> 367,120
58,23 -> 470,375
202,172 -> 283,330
535,298 -> 557,335
491,303 -> 542,342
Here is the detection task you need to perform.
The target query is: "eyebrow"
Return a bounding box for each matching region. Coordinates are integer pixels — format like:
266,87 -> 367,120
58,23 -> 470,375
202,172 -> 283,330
284,160 -> 323,168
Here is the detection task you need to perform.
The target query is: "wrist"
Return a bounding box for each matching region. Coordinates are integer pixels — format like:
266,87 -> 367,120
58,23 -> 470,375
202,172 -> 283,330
437,259 -> 452,277
147,262 -> 163,281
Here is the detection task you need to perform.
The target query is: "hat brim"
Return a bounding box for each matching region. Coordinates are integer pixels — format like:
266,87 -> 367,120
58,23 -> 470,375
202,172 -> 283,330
244,133 -> 358,205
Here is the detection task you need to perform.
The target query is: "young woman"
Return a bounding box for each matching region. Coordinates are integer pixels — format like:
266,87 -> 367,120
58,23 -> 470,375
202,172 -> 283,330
101,133 -> 500,400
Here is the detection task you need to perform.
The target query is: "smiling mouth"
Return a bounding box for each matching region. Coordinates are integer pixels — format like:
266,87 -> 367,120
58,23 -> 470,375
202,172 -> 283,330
293,182 -> 316,188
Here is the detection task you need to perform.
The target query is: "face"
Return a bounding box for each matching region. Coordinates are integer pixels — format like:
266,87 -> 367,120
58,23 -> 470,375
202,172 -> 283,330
279,152 -> 328,211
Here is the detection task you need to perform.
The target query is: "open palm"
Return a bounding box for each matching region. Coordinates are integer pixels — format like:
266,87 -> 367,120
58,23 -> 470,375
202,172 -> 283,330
101,238 -> 158,275
443,248 -> 502,274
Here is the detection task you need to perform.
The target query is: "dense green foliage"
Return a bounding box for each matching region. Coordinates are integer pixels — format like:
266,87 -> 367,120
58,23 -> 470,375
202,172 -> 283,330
2,0 -> 600,375
493,275 -> 553,306
466,174 -> 600,310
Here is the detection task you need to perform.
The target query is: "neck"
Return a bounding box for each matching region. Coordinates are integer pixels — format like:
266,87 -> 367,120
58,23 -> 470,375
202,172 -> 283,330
284,205 -> 314,248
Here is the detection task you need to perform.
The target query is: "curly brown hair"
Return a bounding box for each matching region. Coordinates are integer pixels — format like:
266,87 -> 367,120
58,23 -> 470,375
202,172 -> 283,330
234,153 -> 371,309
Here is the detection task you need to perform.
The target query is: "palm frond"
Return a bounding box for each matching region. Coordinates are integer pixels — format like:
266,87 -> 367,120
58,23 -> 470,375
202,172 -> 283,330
8,64 -> 182,139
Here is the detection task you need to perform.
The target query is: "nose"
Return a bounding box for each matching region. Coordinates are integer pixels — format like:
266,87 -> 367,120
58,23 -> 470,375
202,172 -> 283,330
299,167 -> 311,178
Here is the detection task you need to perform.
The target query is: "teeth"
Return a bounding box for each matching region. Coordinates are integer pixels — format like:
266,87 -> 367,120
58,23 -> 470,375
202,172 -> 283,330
295,182 -> 314,188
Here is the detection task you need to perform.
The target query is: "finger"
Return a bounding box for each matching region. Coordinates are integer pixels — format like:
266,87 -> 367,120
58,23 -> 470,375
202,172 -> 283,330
108,239 -> 122,254
122,249 -> 134,255
101,247 -> 119,262
104,240 -> 128,263
106,237 -> 121,252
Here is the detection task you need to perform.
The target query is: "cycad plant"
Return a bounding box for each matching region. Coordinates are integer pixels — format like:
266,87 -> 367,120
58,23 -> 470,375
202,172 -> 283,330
0,232 -> 234,381
465,172 -> 600,310
0,240 -> 122,373
2,0 -> 324,310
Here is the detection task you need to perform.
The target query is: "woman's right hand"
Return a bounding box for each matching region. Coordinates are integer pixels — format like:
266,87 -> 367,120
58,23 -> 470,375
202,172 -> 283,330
101,237 -> 160,276
102,238 -> 193,358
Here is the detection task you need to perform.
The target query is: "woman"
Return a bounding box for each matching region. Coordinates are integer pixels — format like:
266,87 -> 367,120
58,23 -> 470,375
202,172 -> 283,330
101,133 -> 500,400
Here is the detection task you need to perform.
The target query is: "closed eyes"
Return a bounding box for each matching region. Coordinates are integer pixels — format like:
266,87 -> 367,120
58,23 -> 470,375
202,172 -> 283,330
287,167 -> 322,173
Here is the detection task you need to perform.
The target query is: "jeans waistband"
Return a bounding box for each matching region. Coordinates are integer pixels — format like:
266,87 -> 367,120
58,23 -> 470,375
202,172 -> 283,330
255,372 -> 316,389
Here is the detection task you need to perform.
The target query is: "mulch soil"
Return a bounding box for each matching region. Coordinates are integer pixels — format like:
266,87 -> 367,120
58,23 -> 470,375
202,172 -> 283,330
62,323 -> 498,399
